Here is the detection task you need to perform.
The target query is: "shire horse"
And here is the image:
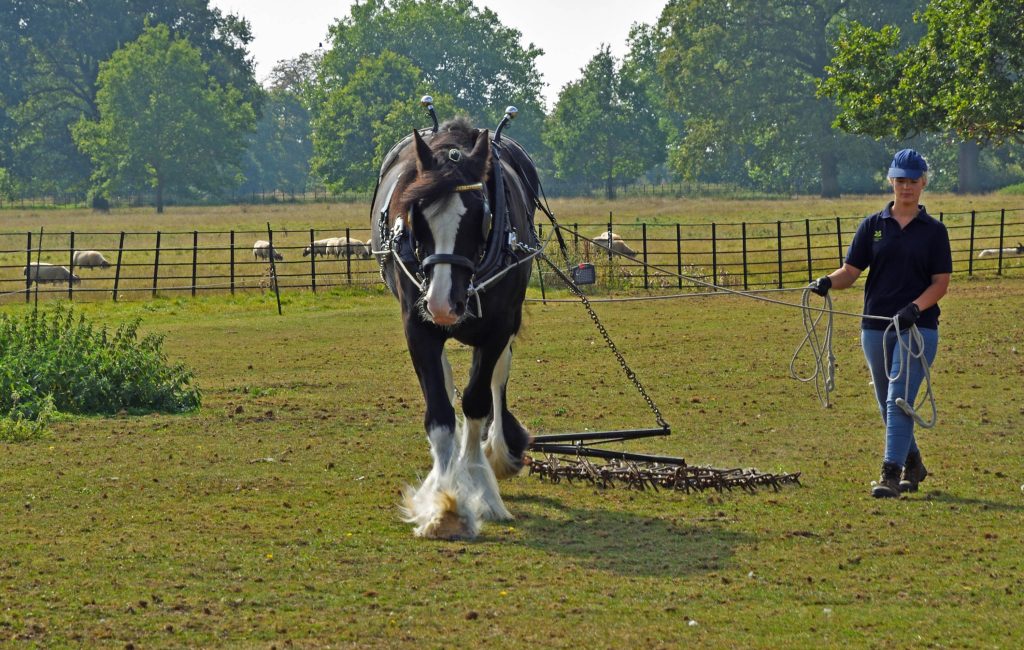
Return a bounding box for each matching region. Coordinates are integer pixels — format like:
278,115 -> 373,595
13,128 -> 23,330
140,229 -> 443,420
371,117 -> 539,539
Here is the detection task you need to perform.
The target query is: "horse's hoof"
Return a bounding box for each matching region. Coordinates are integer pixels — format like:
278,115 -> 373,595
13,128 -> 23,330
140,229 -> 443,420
419,508 -> 475,540
409,490 -> 479,540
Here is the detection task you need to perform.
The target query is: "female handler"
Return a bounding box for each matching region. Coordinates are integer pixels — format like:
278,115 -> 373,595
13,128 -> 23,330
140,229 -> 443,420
810,149 -> 952,498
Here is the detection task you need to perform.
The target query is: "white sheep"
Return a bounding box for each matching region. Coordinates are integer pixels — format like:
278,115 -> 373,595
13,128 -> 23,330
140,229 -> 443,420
24,262 -> 81,285
253,240 -> 283,261
325,237 -> 368,259
72,250 -> 111,269
978,243 -> 1023,258
303,238 -> 333,258
592,231 -> 637,258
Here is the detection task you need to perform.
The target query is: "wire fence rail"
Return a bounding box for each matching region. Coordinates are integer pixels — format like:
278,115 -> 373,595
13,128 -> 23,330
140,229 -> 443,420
2,208 -> 1021,304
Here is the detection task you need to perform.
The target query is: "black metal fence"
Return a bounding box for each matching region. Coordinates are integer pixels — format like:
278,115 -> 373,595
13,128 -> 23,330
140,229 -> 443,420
2,208 -> 1021,304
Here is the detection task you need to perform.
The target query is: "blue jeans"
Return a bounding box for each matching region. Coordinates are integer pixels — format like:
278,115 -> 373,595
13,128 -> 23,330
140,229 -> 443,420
861,327 -> 939,466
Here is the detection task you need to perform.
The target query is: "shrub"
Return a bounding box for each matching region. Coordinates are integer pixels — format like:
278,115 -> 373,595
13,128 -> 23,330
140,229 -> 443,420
0,303 -> 201,423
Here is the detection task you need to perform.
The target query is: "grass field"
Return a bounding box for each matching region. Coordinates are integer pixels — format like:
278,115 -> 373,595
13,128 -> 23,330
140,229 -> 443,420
1,250 -> 1022,647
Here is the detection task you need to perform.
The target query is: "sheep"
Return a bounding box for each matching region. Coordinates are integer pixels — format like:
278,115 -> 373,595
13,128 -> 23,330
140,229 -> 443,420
977,243 -> 1024,258
592,231 -> 637,258
24,262 -> 81,285
253,240 -> 283,261
325,237 -> 368,259
72,250 -> 111,269
302,238 -> 333,258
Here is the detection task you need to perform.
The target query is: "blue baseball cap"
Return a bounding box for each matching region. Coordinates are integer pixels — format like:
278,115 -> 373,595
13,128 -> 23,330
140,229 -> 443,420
888,149 -> 928,179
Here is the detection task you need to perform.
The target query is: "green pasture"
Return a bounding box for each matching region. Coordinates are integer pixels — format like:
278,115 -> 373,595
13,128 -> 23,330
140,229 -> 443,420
1,267 -> 1022,647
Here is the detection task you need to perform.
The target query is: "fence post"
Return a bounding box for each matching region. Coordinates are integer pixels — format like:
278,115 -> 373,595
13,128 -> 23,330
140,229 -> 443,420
68,231 -> 75,300
711,223 -> 718,289
112,231 -> 125,302
229,231 -> 235,294
741,222 -> 749,291
309,228 -> 317,293
676,223 -> 682,290
997,208 -> 1006,275
804,219 -> 812,282
835,217 -> 843,267
638,224 -> 647,290
24,231 -> 32,303
345,227 -> 352,284
776,221 -> 783,289
152,231 -> 161,297
267,223 -> 282,314
191,230 -> 198,297
968,210 -> 976,276
606,214 -> 614,262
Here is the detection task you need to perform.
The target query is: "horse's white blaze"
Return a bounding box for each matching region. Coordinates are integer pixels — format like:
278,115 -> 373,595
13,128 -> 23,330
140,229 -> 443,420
423,194 -> 467,325
484,337 -> 519,479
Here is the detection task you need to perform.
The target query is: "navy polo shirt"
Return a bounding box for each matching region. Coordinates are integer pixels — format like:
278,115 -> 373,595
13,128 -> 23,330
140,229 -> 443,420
845,202 -> 952,330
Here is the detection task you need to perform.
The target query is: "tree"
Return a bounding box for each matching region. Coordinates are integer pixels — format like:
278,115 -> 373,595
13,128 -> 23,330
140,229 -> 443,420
310,0 -> 547,190
658,0 -> 923,197
543,45 -> 666,198
2,0 -> 258,196
240,55 -> 321,195
72,24 -> 255,212
819,0 -> 1024,192
311,51 -> 457,191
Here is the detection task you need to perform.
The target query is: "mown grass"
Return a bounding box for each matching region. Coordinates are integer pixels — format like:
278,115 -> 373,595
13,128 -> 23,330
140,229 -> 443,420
1,272 -> 1022,648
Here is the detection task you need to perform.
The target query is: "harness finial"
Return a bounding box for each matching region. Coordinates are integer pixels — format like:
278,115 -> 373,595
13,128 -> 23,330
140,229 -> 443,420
493,105 -> 518,143
420,95 -> 438,133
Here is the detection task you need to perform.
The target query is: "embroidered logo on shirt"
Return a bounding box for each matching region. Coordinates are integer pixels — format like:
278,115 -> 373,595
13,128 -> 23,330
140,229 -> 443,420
873,229 -> 883,241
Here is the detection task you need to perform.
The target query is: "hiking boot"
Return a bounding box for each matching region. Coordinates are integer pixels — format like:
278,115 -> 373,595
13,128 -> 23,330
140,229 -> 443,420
871,462 -> 902,498
900,450 -> 928,493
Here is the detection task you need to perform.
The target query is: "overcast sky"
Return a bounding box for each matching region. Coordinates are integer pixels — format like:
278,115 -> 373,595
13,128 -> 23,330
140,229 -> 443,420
209,0 -> 667,106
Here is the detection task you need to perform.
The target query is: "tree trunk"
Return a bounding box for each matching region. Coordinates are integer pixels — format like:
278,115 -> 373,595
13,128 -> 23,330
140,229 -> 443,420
957,141 -> 981,194
819,148 -> 840,198
156,174 -> 164,214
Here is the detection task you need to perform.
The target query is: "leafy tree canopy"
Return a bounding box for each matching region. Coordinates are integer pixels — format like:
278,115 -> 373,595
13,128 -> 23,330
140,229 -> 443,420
819,0 -> 1024,192
1,0 -> 258,195
72,24 -> 256,212
543,45 -> 666,198
310,0 -> 547,190
657,0 -> 923,197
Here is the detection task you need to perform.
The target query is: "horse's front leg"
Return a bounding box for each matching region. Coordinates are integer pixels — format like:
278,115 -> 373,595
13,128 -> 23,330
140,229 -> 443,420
482,334 -> 531,479
460,335 -> 515,522
400,324 -> 480,540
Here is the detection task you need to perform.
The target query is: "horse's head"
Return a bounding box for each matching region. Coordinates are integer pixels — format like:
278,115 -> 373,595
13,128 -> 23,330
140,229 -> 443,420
396,123 -> 492,326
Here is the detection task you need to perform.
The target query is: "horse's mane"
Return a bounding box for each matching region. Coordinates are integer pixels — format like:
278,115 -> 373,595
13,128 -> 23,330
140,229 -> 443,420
396,117 -> 490,215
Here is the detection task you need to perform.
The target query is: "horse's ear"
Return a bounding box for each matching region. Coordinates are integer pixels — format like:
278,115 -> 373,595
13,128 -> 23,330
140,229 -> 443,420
413,130 -> 433,174
470,129 -> 491,180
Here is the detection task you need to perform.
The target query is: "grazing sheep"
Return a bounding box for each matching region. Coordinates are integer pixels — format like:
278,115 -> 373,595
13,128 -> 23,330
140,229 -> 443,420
325,237 -> 367,259
592,231 -> 637,258
302,238 -> 333,258
978,243 -> 1024,258
72,250 -> 111,269
24,262 -> 81,285
362,239 -> 373,258
253,240 -> 283,261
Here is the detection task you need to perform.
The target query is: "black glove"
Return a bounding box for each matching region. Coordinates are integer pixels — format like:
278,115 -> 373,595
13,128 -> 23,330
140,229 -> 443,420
809,276 -> 832,297
895,303 -> 920,329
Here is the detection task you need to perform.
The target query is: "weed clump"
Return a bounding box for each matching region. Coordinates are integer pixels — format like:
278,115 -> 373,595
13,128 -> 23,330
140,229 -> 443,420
0,304 -> 201,435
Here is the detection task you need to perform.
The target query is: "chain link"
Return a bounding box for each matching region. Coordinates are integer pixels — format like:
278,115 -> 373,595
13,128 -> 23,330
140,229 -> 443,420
538,253 -> 670,431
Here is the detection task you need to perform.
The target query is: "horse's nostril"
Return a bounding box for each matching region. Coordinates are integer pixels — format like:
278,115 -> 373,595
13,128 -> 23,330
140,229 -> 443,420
453,300 -> 466,314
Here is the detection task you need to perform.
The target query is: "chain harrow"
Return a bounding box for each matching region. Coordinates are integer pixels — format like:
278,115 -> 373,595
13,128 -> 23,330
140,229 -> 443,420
526,454 -> 801,493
